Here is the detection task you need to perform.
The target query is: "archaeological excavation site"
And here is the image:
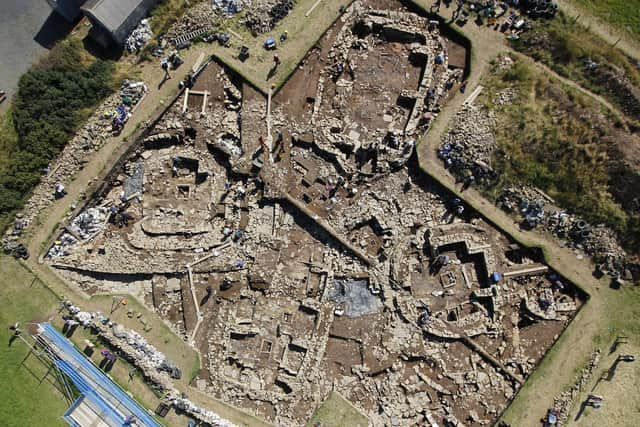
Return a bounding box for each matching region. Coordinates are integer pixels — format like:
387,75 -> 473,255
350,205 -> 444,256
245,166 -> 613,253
41,2 -> 584,426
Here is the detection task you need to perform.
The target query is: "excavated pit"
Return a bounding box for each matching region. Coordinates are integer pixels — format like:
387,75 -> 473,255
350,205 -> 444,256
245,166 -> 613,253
44,2 -> 584,426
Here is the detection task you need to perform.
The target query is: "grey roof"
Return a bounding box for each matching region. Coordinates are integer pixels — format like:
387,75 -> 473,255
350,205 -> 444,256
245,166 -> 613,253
81,0 -> 146,33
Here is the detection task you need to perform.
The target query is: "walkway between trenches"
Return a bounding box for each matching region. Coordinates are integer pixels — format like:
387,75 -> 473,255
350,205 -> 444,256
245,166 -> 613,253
413,26 -> 611,427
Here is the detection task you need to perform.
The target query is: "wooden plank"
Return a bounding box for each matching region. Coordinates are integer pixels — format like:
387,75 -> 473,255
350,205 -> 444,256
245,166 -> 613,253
192,52 -> 206,74
182,87 -> 189,113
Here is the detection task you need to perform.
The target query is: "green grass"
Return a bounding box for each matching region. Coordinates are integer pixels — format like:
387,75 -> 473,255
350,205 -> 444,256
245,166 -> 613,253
511,11 -> 640,121
0,111 -> 19,233
572,0 -> 640,41
0,110 -> 18,172
478,55 -> 640,254
0,256 -> 67,427
306,392 -> 368,427
149,0 -> 201,36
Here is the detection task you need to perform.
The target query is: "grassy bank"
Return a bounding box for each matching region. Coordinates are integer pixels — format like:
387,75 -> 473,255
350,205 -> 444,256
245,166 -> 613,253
511,12 -> 640,122
0,39 -> 116,233
478,55 -> 640,253
149,0 -> 202,36
572,0 -> 640,42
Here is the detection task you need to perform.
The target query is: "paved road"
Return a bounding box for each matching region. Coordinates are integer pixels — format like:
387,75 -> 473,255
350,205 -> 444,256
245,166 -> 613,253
0,0 -> 72,111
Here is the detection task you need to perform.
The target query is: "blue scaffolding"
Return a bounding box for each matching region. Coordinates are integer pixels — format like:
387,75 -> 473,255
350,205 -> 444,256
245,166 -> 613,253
37,323 -> 162,427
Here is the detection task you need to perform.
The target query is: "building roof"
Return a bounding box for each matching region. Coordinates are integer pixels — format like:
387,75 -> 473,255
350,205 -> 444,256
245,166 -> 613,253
82,0 -> 140,31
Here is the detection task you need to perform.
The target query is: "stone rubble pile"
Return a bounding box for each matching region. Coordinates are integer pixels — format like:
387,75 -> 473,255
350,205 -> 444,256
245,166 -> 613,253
171,397 -> 238,427
165,2 -> 218,43
47,233 -> 78,258
439,103 -> 497,183
243,0 -> 294,35
165,0 -> 294,44
551,350 -> 601,425
69,207 -> 109,240
46,206 -> 109,258
212,0 -> 246,14
67,304 -> 179,380
125,18 -> 153,52
497,186 -> 636,280
493,87 -> 518,105
495,54 -> 515,73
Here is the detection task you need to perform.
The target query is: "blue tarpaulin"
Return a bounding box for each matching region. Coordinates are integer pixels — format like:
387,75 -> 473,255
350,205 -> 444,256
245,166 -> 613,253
39,323 -> 162,427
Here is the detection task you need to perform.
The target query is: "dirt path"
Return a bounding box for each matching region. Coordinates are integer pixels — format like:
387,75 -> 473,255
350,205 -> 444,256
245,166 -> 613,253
509,50 -> 628,125
556,0 -> 640,60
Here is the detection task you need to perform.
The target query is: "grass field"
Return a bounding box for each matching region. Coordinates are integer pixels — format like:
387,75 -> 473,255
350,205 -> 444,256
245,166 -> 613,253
306,392 -> 368,427
572,0 -> 640,41
478,55 -> 630,235
0,256 -> 67,427
512,11 -> 640,122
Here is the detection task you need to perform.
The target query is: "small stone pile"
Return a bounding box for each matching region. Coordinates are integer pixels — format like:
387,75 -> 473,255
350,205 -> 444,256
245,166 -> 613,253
125,18 -> 153,52
212,0 -> 246,14
47,233 -> 77,258
439,103 -> 497,182
171,397 -> 238,427
69,207 -> 109,240
494,54 -> 515,73
164,1 -> 217,43
493,87 -> 518,106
